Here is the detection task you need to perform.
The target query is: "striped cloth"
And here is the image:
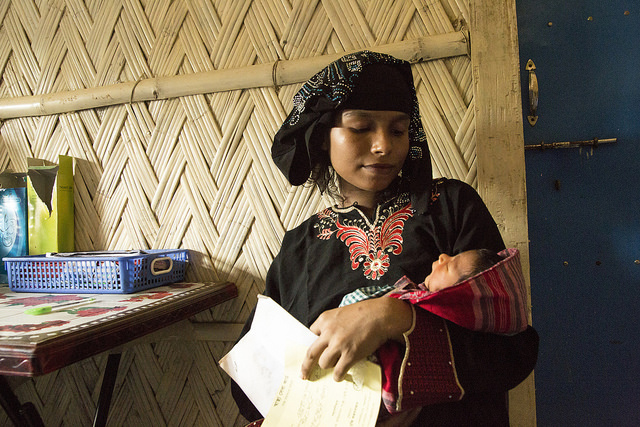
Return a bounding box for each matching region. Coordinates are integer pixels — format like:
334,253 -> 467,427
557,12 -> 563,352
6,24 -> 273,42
389,248 -> 529,334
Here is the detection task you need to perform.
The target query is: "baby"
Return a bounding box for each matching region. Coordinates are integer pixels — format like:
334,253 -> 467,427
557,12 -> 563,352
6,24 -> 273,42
340,247 -> 529,335
340,248 -> 503,307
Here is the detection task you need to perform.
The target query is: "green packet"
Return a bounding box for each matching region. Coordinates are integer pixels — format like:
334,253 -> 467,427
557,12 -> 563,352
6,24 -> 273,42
27,155 -> 74,255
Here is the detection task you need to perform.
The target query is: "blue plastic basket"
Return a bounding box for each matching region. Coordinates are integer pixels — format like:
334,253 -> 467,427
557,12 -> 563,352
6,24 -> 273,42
3,249 -> 189,294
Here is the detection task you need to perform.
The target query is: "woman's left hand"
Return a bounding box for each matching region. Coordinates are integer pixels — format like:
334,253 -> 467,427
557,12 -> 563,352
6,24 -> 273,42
300,296 -> 413,381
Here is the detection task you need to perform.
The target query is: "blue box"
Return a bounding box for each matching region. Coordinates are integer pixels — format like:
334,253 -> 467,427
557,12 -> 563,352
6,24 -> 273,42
0,173 -> 28,284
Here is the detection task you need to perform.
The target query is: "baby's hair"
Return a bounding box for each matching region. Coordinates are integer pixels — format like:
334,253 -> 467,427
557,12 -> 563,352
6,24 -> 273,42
459,249 -> 504,282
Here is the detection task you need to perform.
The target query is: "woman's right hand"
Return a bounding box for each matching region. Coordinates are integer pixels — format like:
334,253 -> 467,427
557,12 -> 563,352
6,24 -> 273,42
300,296 -> 413,381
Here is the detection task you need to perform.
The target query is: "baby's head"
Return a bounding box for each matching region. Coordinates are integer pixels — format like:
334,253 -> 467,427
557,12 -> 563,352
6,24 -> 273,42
425,249 -> 503,292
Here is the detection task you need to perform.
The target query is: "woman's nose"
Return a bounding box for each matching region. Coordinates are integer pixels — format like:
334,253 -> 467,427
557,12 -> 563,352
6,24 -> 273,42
371,130 -> 393,154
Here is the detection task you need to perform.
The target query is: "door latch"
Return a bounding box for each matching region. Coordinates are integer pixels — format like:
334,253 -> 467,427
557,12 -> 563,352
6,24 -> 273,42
526,59 -> 538,126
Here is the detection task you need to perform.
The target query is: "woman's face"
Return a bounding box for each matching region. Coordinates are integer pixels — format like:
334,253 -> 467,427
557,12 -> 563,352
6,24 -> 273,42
328,109 -> 410,206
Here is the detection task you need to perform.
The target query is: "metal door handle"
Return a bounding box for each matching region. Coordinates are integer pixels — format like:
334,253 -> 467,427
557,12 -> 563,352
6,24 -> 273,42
526,59 -> 538,126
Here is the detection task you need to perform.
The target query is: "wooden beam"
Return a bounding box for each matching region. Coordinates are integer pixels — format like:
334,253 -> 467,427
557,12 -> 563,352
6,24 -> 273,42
470,1 -> 536,426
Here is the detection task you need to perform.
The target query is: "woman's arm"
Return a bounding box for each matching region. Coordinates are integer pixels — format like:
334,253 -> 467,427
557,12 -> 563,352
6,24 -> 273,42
301,295 -> 413,381
297,294 -> 535,415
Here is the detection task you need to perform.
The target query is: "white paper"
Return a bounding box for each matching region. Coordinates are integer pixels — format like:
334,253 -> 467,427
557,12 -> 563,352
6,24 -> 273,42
262,344 -> 381,427
219,295 -> 317,416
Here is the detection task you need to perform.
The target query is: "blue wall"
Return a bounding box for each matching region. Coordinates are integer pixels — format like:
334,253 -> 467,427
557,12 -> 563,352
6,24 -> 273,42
516,1 -> 640,425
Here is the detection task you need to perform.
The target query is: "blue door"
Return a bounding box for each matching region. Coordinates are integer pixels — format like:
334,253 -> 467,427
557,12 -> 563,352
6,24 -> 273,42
516,2 -> 640,426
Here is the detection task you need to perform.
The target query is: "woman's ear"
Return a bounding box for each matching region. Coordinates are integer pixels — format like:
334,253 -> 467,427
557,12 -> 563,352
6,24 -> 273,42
322,111 -> 341,151
321,134 -> 330,151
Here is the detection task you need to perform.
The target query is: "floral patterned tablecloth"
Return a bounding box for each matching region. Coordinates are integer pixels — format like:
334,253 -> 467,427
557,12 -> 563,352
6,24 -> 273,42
0,281 -> 237,376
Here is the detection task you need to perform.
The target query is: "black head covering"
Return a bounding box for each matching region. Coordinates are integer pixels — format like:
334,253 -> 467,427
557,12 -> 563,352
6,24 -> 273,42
271,51 -> 432,213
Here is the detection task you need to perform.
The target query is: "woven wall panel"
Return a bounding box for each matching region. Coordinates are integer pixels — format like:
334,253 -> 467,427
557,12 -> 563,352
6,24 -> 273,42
0,0 -> 473,425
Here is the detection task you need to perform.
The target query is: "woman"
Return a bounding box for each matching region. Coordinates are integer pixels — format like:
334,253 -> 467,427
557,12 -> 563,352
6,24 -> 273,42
232,51 -> 538,426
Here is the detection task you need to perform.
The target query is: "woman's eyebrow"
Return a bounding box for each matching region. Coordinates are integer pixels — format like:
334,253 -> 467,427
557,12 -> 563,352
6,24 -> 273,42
342,110 -> 372,119
342,110 -> 410,122
393,115 -> 411,124
386,113 -> 411,125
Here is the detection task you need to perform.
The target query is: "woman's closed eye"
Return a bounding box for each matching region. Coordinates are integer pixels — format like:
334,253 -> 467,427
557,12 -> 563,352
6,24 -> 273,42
348,126 -> 371,134
346,126 -> 407,136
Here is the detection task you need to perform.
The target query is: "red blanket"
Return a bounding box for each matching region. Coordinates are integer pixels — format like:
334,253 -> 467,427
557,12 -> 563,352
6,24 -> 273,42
389,248 -> 529,334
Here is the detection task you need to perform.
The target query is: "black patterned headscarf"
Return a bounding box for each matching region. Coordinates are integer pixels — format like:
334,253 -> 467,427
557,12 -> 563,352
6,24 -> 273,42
271,51 -> 432,213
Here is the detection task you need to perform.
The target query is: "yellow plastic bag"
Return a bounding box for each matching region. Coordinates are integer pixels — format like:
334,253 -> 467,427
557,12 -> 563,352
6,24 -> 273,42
27,155 -> 74,254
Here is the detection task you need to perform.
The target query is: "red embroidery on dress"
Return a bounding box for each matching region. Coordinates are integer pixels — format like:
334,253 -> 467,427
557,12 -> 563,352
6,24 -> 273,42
316,209 -> 336,240
430,178 -> 445,205
316,201 -> 413,280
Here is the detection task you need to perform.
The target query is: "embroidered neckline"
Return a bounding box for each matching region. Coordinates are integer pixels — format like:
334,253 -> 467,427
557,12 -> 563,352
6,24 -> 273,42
315,193 -> 414,280
330,192 -> 412,227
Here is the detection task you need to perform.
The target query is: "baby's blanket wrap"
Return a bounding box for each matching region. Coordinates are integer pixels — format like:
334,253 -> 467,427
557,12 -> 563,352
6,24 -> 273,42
391,248 -> 529,334
378,248 -> 529,414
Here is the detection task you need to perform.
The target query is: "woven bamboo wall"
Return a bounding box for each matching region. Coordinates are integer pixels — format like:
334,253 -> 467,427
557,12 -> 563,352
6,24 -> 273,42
0,0 -> 479,425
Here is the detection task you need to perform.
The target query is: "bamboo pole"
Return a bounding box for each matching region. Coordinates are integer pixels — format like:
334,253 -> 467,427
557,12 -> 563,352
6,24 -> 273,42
0,31 -> 469,119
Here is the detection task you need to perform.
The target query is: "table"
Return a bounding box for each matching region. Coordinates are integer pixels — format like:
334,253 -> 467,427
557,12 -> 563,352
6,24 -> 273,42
0,281 -> 237,426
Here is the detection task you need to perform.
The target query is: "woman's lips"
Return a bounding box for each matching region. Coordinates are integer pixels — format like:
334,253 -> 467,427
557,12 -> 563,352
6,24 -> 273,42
363,163 -> 396,174
364,163 -> 394,170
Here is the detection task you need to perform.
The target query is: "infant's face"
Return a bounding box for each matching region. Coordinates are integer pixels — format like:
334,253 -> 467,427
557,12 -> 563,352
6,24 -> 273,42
425,251 -> 478,292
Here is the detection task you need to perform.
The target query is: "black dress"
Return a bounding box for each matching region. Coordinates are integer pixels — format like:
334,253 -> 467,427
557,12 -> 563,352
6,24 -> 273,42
232,178 -> 539,426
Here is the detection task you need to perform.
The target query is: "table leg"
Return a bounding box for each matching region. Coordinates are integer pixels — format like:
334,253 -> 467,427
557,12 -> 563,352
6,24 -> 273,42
92,352 -> 121,427
0,376 -> 44,427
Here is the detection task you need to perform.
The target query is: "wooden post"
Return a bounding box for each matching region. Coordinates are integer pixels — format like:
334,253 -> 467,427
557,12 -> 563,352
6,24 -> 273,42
470,1 -> 536,426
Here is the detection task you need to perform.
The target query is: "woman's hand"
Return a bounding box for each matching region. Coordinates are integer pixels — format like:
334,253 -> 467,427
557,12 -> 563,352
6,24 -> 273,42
301,296 -> 413,381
